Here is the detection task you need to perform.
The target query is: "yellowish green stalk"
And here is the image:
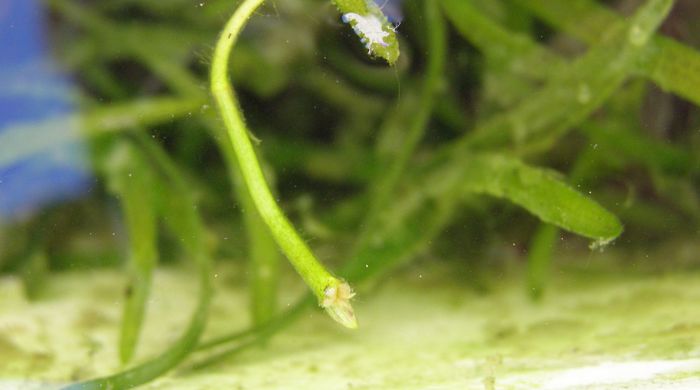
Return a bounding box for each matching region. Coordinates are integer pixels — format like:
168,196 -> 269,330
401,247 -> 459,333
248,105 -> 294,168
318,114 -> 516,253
210,0 -> 356,329
354,0 -> 446,249
108,142 -> 159,364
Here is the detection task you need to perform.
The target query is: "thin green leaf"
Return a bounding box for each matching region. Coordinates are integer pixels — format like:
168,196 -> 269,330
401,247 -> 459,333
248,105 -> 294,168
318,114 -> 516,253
441,0 -> 564,80
353,0 -> 447,253
526,224 -> 559,300
462,154 -> 623,242
63,270 -> 212,390
455,0 -> 675,151
64,137 -> 214,390
106,141 -> 159,364
208,120 -> 281,326
514,0 -> 700,107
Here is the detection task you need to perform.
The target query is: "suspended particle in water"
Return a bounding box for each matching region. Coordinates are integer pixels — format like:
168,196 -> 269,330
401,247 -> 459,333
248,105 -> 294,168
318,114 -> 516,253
628,24 -> 646,46
577,83 -> 591,104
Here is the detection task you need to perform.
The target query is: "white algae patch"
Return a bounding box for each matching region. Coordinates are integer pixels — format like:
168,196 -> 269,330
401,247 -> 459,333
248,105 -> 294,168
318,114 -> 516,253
342,13 -> 390,54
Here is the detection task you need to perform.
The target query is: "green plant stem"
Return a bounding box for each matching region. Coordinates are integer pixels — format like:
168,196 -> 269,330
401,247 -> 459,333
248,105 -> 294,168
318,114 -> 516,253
208,120 -> 280,326
66,134 -> 214,390
0,96 -> 202,174
210,0 -> 356,328
48,0 -> 203,98
513,0 -> 700,107
64,263 -> 212,390
55,0 -> 284,327
237,169 -> 281,326
108,142 -> 159,364
354,0 -> 446,249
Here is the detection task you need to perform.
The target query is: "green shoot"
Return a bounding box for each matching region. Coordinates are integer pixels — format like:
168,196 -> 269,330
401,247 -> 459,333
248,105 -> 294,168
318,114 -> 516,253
106,141 -> 158,364
461,154 -> 623,242
214,126 -> 281,326
354,0 -> 446,252
65,138 -> 214,389
513,0 -> 700,107
210,0 -> 357,329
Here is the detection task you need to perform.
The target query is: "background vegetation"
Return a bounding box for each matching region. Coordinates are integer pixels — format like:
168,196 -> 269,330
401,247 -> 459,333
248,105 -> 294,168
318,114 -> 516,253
1,0 -> 699,388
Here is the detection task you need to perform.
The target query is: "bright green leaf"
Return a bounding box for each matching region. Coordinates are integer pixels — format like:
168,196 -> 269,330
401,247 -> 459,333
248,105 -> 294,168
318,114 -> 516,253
462,155 -> 623,242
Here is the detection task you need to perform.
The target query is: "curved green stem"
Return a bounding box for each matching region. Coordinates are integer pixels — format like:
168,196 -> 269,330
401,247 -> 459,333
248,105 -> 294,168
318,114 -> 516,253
210,0 -> 357,328
354,0 -> 446,251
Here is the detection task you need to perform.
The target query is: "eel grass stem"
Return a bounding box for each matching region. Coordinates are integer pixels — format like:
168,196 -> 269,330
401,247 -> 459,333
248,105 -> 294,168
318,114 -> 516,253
210,0 -> 357,329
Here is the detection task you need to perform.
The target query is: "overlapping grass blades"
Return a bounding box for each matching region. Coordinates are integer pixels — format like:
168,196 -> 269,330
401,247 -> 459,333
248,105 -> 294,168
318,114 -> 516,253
8,0 -> 694,387
106,141 -> 159,364
193,0 -> 674,365
65,138 -> 213,389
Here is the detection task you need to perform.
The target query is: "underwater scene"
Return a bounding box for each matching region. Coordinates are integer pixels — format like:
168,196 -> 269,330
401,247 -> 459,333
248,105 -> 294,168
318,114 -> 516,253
1,0 -> 699,388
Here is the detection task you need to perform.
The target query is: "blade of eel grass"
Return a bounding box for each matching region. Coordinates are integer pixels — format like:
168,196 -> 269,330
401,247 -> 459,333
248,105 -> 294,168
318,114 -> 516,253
53,0 -> 283,326
0,97 -> 202,171
105,141 -> 159,364
64,160 -> 214,389
352,0 -> 447,256
451,0 -> 675,151
64,108 -> 215,390
443,0 -> 686,296
62,117 -> 219,388
513,0 -> 700,107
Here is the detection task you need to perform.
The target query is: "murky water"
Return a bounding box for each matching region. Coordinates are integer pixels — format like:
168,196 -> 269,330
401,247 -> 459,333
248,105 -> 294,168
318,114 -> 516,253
1,0 -> 699,388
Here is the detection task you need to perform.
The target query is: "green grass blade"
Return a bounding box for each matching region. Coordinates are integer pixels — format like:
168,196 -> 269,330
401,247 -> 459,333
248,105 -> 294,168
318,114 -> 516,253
463,154 -> 623,242
245,205 -> 280,325
211,124 -> 280,326
514,0 -> 700,107
441,0 -> 564,79
456,0 -> 674,151
64,136 -> 214,390
526,224 -> 559,300
105,141 -> 159,364
63,268 -> 212,390
354,0 -> 447,251
0,97 -> 202,172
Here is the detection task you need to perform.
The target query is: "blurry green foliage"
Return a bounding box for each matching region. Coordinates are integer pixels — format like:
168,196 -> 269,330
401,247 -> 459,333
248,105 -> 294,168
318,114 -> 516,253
0,0 -> 698,388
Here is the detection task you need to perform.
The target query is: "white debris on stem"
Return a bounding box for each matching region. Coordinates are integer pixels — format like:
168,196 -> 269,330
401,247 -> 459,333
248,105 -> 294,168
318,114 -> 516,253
342,12 -> 390,55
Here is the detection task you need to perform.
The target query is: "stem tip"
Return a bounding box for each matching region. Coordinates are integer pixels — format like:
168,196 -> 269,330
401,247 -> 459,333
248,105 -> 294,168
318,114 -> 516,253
321,281 -> 358,329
